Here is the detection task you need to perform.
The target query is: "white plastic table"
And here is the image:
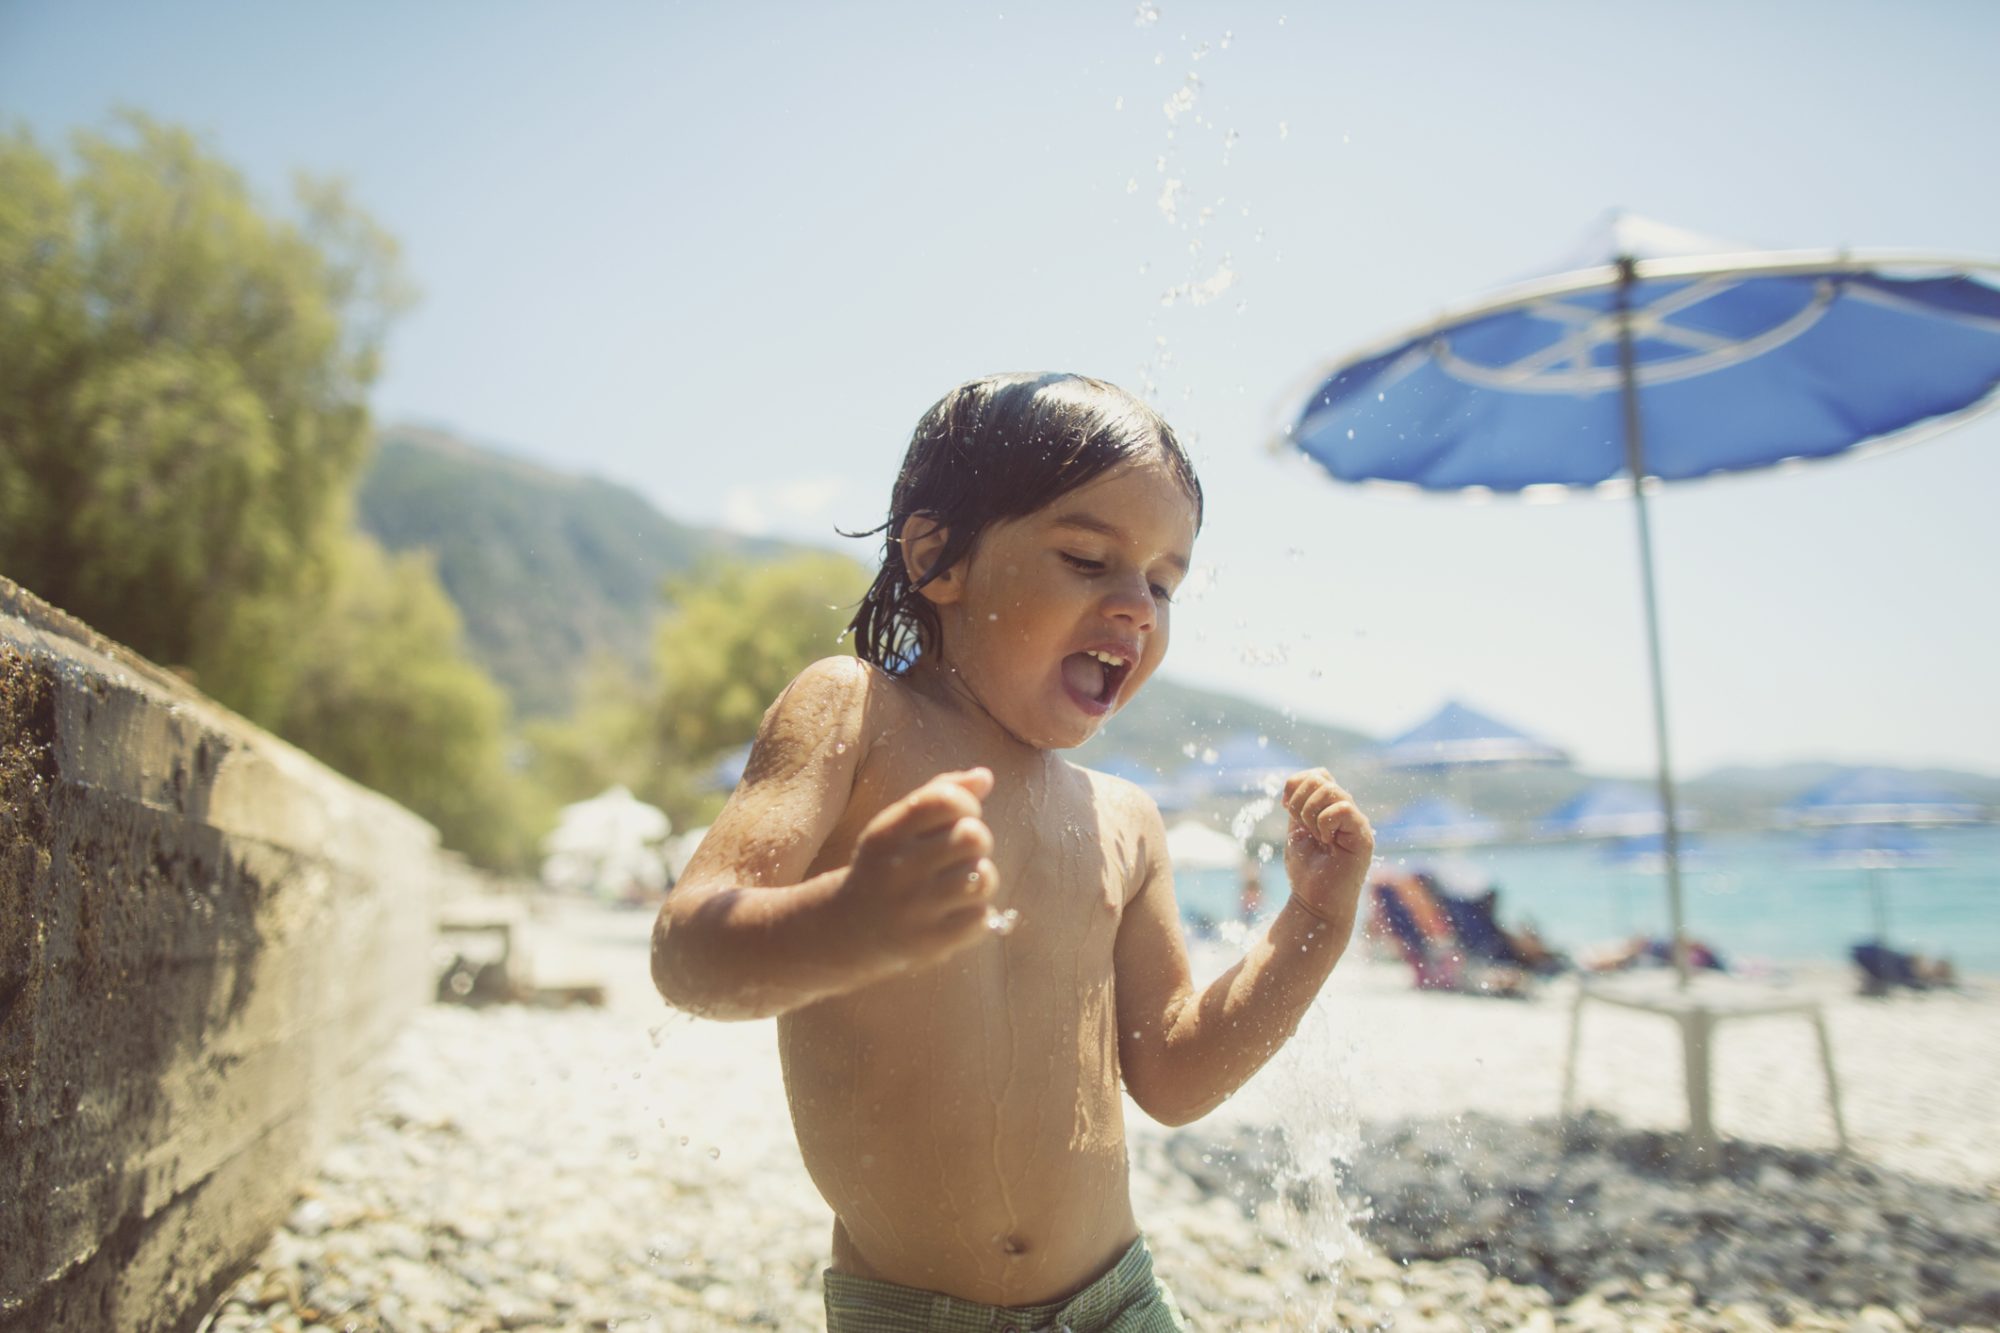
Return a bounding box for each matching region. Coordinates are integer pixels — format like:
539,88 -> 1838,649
1560,973 -> 1850,1166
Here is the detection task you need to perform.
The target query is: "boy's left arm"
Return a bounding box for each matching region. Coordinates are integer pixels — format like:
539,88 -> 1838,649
1113,769 -> 1373,1126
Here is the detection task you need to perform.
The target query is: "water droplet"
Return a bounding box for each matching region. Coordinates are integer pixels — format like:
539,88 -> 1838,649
678,1135 -> 690,1148
985,906 -> 1021,936
834,741 -> 847,753
1114,95 -> 1124,111
1133,0 -> 1159,24
707,1147 -> 721,1160
1277,121 -> 1289,140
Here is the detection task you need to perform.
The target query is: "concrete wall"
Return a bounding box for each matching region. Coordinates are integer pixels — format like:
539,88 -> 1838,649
0,578 -> 441,1333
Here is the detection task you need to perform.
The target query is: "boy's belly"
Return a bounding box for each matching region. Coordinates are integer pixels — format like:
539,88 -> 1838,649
778,961 -> 1138,1307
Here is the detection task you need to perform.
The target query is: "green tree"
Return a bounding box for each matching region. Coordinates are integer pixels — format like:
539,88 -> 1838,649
0,113 -> 412,721
519,654 -> 657,811
0,116 -> 537,868
653,552 -> 869,760
277,537 -> 537,870
517,552 -> 867,828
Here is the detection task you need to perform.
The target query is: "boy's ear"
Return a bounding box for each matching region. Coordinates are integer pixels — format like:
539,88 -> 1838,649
899,514 -> 962,606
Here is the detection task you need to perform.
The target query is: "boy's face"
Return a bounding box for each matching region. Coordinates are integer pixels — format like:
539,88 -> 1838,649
922,455 -> 1199,750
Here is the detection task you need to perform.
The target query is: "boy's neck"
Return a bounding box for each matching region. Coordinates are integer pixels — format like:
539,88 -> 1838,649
904,655 -> 1049,759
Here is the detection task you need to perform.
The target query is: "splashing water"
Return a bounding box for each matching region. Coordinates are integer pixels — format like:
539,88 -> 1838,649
984,906 -> 1021,936
1265,996 -> 1367,1328
1230,797 -> 1274,842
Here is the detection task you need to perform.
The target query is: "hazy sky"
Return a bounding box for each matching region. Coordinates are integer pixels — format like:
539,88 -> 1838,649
6,0 -> 1997,779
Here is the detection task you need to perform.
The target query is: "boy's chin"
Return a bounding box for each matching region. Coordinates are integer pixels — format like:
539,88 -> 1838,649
1037,704 -> 1119,751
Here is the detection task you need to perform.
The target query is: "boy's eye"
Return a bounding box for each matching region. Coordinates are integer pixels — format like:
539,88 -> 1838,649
1060,553 -> 1105,573
1151,583 -> 1175,604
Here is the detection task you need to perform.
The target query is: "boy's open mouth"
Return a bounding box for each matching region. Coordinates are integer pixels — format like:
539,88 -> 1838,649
1061,648 -> 1134,710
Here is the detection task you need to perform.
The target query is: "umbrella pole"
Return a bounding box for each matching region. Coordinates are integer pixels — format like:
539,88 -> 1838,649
1868,865 -> 1889,943
1615,258 -> 1693,990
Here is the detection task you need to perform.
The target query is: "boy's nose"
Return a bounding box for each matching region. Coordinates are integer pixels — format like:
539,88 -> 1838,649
1102,576 -> 1156,630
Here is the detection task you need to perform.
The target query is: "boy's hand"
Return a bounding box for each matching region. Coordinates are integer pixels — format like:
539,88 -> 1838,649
839,768 -> 1001,971
1281,768 -> 1374,941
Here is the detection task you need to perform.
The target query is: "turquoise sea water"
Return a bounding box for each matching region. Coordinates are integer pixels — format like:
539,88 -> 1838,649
1175,825 -> 2000,975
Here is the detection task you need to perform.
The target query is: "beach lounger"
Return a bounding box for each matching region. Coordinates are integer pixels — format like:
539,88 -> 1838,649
1371,879 -> 1463,991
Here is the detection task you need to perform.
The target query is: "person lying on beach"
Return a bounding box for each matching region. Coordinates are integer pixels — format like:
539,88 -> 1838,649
651,373 -> 1373,1332
1582,933 -> 1727,973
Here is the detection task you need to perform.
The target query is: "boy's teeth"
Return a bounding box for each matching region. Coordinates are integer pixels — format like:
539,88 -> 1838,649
1086,650 -> 1128,667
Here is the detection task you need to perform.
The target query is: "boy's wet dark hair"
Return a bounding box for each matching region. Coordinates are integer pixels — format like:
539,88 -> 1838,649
847,373 -> 1204,673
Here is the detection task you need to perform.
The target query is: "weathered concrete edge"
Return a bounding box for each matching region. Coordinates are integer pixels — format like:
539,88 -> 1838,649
1,577 -> 444,1333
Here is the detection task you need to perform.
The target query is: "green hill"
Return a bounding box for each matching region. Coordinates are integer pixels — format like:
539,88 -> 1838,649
1079,675 -> 1373,778
356,423 -> 1994,827
356,425 -> 801,716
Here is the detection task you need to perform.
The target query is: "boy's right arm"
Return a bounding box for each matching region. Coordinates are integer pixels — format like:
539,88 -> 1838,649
650,657 -> 1001,1020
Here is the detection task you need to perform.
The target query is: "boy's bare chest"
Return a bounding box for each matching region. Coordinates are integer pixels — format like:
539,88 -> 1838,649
848,734 -> 1136,931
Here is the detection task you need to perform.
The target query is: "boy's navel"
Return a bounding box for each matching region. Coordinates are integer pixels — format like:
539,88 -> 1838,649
997,1233 -> 1030,1257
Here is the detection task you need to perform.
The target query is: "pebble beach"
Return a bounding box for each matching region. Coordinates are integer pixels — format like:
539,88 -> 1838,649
202,899 -> 2000,1332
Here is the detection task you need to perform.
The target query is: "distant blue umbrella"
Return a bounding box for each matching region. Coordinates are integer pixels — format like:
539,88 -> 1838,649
708,742 -> 753,792
1809,824 -> 1942,943
1092,754 -> 1159,785
1377,795 -> 1503,849
1602,831 -> 1706,869
1279,211 -> 2000,986
1539,782 -> 1685,840
1376,699 -> 1569,771
1782,767 -> 1981,827
1092,754 -> 1198,812
1175,732 -> 1314,798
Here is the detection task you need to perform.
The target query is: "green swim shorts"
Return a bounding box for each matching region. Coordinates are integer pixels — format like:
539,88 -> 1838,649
821,1236 -> 1189,1332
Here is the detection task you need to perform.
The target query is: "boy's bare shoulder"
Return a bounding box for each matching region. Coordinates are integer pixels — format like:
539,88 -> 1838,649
748,656 -> 884,772
1071,761 -> 1170,841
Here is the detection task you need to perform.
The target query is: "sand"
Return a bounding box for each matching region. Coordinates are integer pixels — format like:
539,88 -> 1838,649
199,898 -> 2000,1332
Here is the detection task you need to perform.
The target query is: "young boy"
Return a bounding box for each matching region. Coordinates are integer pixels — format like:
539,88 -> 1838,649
652,373 -> 1372,1331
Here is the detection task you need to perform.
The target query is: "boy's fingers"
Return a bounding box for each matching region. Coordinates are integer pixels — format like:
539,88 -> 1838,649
941,767 -> 995,800
1298,784 -> 1344,832
886,779 -> 983,834
1281,768 -> 1328,804
930,857 -> 998,918
1315,800 -> 1358,844
1284,768 -> 1341,818
944,816 -> 993,863
887,816 -> 991,882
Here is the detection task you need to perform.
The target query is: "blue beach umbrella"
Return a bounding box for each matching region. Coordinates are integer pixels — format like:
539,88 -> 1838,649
707,742 -> 753,792
1809,823 -> 1942,943
1376,699 -> 1569,771
1092,754 -> 1198,812
1781,766 -> 1981,827
1376,795 -> 1502,849
1279,211 -> 2000,986
1539,782 -> 1686,841
1176,732 -> 1315,798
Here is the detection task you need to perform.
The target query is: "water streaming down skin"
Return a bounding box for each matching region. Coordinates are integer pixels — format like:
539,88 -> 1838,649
925,963 -> 980,1272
